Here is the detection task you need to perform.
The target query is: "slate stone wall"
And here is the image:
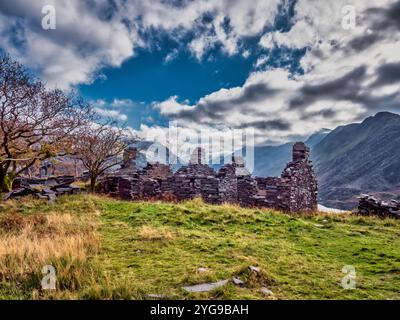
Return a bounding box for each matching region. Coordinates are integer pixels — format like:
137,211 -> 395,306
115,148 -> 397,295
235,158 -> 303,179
99,143 -> 318,213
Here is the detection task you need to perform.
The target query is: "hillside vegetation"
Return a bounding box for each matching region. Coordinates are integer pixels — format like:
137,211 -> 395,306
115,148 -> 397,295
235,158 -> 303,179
0,195 -> 399,300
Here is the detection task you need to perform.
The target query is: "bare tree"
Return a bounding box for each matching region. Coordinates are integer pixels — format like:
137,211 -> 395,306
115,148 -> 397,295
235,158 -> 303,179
0,54 -> 91,192
72,120 -> 128,192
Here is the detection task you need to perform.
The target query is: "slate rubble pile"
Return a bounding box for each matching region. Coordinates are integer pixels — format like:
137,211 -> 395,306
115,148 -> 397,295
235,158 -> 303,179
4,175 -> 80,203
357,195 -> 400,219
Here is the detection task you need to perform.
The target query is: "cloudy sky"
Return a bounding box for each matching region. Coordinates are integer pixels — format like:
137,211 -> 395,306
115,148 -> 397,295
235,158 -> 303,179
0,0 -> 399,145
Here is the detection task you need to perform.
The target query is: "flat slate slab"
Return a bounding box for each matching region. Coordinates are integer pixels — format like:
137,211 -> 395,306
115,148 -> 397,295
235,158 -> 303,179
182,279 -> 229,293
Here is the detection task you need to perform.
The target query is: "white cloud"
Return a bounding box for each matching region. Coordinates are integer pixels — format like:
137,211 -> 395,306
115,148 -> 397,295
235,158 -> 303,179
94,107 -> 128,122
92,98 -> 135,121
148,0 -> 400,144
2,0 -> 399,146
0,0 -> 137,89
189,36 -> 216,61
135,122 -> 254,164
164,49 -> 179,64
242,50 -> 251,59
109,99 -> 135,108
254,55 -> 268,69
153,96 -> 192,116
0,0 -> 283,87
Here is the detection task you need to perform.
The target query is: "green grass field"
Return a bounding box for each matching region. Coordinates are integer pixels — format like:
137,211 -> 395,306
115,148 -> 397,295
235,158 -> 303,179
0,194 -> 399,300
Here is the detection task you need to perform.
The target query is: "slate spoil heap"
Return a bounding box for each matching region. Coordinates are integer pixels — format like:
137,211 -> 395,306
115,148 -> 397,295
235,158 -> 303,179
357,195 -> 400,219
99,141 -> 318,213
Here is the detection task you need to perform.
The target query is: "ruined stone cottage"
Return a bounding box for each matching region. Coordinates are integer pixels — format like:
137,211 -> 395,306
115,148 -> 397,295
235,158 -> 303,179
98,142 -> 318,213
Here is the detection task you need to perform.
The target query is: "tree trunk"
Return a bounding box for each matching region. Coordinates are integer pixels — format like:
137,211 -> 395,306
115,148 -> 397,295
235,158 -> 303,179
0,170 -> 7,193
90,174 -> 97,193
0,170 -> 12,193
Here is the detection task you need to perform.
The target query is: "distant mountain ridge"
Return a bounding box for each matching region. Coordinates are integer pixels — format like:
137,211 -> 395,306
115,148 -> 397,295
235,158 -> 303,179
250,128 -> 331,177
313,112 -> 400,209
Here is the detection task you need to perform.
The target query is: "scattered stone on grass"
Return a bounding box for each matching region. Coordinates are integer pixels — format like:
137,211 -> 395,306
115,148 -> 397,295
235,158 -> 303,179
249,266 -> 261,274
182,279 -> 229,293
147,294 -> 166,299
260,287 -> 274,296
232,277 -> 245,286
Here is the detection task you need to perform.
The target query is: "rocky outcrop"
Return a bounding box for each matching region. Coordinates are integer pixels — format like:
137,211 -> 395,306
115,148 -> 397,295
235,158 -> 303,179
99,142 -> 318,213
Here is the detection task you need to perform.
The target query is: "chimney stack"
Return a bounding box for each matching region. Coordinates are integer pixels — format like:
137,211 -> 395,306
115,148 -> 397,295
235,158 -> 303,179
292,142 -> 310,162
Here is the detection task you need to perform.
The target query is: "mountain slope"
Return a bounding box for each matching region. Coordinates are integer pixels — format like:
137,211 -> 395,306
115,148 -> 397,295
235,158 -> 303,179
251,129 -> 331,177
314,112 -> 400,209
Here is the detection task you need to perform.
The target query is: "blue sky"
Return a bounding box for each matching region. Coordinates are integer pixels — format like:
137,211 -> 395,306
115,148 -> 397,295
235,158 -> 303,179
79,1 -> 304,130
79,38 -> 306,129
0,0 -> 399,145
80,45 -> 258,128
81,40 -> 257,105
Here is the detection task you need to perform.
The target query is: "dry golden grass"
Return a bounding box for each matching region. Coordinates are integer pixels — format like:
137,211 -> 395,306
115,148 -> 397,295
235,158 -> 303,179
138,225 -> 174,241
0,197 -> 100,296
1,231 -> 95,276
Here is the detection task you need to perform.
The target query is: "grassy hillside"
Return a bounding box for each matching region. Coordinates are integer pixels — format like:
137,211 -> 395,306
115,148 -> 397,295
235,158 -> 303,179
0,195 -> 399,300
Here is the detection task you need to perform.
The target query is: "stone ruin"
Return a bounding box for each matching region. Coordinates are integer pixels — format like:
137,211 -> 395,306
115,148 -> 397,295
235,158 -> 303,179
98,141 -> 318,213
356,195 -> 400,219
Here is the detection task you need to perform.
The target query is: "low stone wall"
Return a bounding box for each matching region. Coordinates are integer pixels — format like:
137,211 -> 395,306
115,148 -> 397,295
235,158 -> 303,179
98,142 -> 318,213
356,195 -> 400,219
